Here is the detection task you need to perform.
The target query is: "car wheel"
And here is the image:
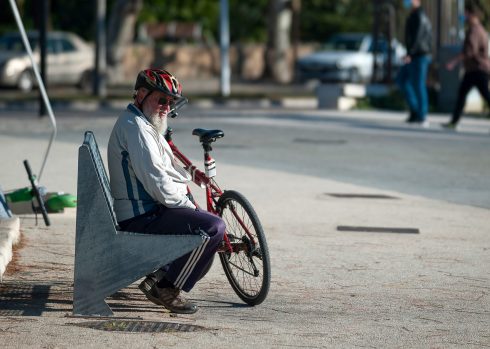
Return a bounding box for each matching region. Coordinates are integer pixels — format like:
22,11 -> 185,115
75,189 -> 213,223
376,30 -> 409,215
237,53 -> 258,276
348,68 -> 361,83
17,70 -> 34,92
78,70 -> 93,93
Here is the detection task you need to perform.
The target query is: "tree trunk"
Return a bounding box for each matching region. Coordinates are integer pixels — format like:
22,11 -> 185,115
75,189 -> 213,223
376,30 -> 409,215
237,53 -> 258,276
107,0 -> 143,82
265,0 -> 293,84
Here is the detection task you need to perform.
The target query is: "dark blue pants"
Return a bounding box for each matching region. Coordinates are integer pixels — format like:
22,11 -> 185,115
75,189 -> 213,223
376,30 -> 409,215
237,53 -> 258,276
396,55 -> 432,121
119,206 -> 225,292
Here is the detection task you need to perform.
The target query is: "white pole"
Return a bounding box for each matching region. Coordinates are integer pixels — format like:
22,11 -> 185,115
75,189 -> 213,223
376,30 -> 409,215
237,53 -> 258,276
220,0 -> 230,97
94,0 -> 107,97
8,0 -> 57,180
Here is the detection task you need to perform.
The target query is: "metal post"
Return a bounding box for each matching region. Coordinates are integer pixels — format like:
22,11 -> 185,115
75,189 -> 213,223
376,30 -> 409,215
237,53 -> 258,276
371,0 -> 380,83
94,0 -> 107,97
39,0 -> 48,116
457,0 -> 465,43
436,0 -> 442,62
291,0 -> 301,81
8,0 -> 57,180
385,3 -> 395,83
219,0 -> 230,97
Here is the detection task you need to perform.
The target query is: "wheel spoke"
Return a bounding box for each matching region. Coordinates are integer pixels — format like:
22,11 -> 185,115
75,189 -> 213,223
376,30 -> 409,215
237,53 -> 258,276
218,191 -> 270,305
221,200 -> 262,296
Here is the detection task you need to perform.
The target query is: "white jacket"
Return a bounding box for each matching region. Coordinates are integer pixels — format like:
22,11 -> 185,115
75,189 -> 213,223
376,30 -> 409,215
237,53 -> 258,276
108,104 -> 195,222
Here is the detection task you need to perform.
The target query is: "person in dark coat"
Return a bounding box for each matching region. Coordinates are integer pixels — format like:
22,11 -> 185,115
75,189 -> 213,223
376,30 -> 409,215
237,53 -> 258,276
396,0 -> 433,127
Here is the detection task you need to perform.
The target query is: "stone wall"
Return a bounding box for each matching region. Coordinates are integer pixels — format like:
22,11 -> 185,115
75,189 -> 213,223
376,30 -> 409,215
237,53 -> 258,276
116,43 -> 316,84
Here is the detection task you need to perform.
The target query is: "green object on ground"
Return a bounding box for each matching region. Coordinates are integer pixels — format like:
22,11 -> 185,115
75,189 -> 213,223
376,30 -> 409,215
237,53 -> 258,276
5,189 -> 77,213
45,193 -> 77,213
5,187 -> 32,203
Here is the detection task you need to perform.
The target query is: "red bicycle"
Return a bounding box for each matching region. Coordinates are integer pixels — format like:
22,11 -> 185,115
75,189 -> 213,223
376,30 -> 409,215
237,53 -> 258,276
165,127 -> 271,306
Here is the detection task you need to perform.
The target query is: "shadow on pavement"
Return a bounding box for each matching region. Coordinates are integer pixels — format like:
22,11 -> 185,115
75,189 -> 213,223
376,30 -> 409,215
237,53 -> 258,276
0,282 -> 70,316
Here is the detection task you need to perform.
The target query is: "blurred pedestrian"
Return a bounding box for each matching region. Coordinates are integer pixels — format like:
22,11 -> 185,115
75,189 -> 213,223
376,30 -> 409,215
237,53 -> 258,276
443,3 -> 490,130
396,0 -> 433,127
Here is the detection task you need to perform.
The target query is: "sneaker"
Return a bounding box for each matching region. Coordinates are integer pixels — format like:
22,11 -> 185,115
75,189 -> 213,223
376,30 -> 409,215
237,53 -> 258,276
152,286 -> 198,314
405,111 -> 418,123
413,120 -> 430,128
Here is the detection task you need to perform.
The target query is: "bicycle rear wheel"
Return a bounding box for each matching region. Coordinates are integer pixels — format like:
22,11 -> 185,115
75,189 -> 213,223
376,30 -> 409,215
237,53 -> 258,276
217,190 -> 270,305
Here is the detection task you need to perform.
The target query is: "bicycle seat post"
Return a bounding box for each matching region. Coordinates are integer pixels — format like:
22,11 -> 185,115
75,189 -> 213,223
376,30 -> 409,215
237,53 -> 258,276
202,142 -> 216,178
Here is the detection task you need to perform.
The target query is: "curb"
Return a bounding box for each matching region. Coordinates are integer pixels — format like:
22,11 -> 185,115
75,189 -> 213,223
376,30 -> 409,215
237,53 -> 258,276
0,97 -> 319,112
0,216 -> 21,282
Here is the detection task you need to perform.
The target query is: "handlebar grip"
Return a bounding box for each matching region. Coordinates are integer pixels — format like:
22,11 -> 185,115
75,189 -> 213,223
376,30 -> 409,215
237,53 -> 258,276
168,97 -> 188,118
23,159 -> 33,177
23,160 -> 50,226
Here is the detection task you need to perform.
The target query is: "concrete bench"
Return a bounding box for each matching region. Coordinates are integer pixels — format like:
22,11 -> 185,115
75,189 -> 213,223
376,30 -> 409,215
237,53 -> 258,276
73,131 -> 206,316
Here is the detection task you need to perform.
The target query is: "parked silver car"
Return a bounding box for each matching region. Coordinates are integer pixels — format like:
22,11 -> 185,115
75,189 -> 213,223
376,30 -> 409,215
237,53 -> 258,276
296,33 -> 406,83
0,31 -> 94,92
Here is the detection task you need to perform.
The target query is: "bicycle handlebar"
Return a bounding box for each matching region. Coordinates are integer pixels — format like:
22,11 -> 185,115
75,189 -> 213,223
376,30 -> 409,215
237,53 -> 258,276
168,97 -> 188,118
23,159 -> 50,226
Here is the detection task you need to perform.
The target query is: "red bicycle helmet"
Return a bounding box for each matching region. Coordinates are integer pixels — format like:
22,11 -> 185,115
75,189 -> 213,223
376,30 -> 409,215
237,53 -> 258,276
134,69 -> 183,99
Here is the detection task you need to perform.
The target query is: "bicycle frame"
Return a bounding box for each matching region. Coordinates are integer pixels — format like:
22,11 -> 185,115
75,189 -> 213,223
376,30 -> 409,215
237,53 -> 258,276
167,139 -> 221,212
166,136 -> 257,254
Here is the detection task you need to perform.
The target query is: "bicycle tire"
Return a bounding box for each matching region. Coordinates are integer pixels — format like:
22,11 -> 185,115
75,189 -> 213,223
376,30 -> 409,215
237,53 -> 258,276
216,190 -> 270,305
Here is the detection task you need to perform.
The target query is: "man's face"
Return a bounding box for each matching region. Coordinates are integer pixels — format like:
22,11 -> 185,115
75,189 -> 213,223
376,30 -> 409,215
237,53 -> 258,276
141,91 -> 173,134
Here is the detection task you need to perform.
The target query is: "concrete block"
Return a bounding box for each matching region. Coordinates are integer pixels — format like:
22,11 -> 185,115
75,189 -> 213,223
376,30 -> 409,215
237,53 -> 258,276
343,84 -> 367,98
316,83 -> 370,110
281,97 -> 317,108
316,84 -> 345,109
0,185 -> 12,219
0,216 -> 21,282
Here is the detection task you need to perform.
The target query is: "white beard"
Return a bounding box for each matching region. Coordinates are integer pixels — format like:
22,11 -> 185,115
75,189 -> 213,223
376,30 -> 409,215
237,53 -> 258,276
148,113 -> 167,134
143,104 -> 168,134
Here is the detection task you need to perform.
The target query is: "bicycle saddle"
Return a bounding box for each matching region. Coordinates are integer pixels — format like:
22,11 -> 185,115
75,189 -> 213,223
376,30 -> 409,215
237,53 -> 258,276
192,128 -> 224,143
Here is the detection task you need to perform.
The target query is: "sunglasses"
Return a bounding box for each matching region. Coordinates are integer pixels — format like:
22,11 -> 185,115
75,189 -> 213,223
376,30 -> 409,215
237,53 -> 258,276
158,97 -> 174,107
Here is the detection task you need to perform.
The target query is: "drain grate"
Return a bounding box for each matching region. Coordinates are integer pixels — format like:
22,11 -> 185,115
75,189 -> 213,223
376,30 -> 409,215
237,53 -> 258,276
294,138 -> 347,145
73,320 -> 204,333
326,193 -> 399,199
337,226 -> 420,234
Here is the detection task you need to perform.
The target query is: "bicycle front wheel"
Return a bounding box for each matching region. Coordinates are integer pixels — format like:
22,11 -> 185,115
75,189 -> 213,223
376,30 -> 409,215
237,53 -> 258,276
217,190 -> 270,305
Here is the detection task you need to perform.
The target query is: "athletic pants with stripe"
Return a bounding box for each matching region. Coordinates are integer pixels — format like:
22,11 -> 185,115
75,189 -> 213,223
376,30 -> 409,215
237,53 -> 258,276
119,205 -> 225,292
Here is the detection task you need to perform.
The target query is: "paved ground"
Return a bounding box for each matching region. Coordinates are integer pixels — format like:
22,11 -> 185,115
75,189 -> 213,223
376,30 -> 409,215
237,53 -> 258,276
0,107 -> 489,348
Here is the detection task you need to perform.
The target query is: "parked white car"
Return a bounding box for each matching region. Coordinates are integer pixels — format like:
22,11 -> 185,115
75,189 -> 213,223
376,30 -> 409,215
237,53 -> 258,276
0,31 -> 94,92
296,33 -> 406,83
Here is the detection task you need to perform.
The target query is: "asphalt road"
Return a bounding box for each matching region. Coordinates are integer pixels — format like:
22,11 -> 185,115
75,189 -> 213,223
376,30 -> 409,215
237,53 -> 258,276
165,107 -> 490,210
1,106 -> 489,209
0,106 -> 489,348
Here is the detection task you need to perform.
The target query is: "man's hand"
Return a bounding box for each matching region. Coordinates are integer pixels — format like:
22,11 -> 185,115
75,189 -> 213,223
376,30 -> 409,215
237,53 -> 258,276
446,54 -> 463,71
446,61 -> 456,71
